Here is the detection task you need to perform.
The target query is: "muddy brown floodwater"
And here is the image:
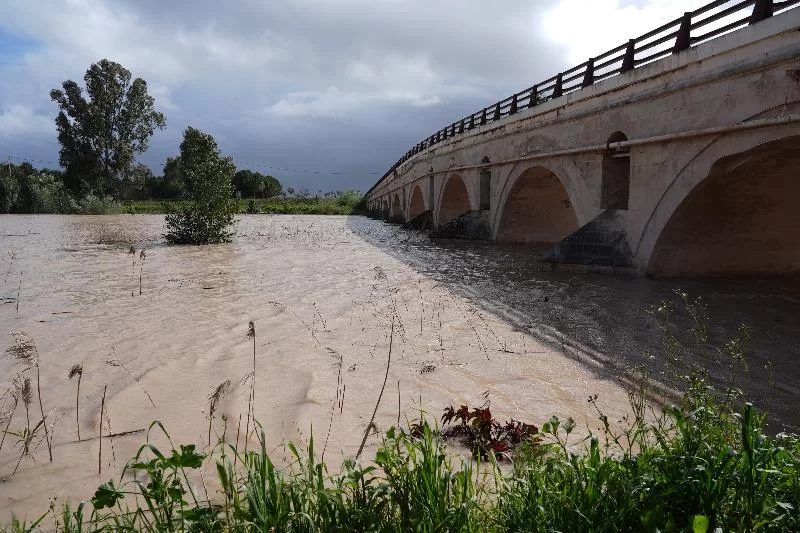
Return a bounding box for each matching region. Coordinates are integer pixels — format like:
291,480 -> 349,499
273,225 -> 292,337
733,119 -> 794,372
0,215 -> 798,521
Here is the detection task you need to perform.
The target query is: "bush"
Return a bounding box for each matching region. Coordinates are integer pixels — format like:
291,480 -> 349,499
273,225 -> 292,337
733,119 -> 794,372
164,127 -> 237,244
76,193 -> 117,214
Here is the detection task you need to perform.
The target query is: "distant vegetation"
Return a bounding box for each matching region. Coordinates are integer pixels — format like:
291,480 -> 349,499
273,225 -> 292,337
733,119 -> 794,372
0,58 -> 364,221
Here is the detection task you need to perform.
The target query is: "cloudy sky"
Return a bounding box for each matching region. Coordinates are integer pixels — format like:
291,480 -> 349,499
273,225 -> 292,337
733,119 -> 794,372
0,0 -> 704,192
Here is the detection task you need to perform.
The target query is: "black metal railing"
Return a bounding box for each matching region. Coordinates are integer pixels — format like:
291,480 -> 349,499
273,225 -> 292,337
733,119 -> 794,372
368,0 -> 798,197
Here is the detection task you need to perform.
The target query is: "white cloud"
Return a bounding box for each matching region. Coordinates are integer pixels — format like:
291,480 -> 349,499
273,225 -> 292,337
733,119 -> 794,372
0,105 -> 53,140
269,86 -> 442,119
544,0 -> 704,64
0,0 -> 726,189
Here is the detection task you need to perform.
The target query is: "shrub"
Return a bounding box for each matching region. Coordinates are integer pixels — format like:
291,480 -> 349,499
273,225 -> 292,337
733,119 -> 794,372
164,127 -> 237,244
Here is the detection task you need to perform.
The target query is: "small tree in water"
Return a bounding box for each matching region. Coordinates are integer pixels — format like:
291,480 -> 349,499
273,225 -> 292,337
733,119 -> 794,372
164,127 -> 237,244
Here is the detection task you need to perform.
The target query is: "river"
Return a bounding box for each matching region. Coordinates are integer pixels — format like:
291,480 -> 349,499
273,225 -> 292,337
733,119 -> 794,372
0,214 -> 797,520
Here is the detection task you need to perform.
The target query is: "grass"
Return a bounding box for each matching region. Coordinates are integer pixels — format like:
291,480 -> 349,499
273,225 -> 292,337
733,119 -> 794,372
116,194 -> 366,216
4,385 -> 799,532
3,295 -> 800,532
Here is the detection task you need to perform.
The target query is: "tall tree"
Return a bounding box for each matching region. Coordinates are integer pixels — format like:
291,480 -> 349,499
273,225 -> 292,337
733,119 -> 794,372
50,59 -> 166,195
164,128 -> 237,244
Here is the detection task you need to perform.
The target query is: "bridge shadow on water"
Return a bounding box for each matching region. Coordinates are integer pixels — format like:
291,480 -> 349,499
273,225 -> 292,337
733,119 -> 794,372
345,215 -> 800,434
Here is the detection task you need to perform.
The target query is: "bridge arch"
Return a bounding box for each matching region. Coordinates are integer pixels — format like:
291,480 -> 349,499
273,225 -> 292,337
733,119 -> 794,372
640,130 -> 800,277
436,173 -> 472,226
494,165 -> 581,243
391,193 -> 402,221
408,184 -> 426,219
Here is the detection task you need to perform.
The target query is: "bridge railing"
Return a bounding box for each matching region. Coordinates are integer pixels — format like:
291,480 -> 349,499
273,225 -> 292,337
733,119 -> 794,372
368,0 -> 799,197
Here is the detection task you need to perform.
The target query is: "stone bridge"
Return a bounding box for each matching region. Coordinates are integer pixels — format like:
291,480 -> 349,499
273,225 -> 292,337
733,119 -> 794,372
365,0 -> 800,277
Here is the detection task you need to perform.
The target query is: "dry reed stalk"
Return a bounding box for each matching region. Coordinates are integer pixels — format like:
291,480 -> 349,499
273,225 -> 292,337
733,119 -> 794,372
234,413 -> 242,468
68,363 -> 83,441
21,377 -> 32,435
244,321 -> 256,450
0,382 -> 20,453
139,249 -> 146,296
208,379 -> 231,446
6,332 -> 51,461
13,417 -> 44,476
418,281 -> 424,334
356,313 -> 394,459
240,371 -> 254,455
105,349 -> 156,407
313,302 -> 328,332
99,385 -> 107,475
321,348 -> 343,462
35,366 -> 52,462
104,409 -> 116,463
15,273 -> 21,316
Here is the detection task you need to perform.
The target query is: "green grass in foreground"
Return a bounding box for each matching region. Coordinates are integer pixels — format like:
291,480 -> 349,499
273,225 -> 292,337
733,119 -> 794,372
6,387 -> 799,532
116,195 -> 365,216
4,293 -> 799,532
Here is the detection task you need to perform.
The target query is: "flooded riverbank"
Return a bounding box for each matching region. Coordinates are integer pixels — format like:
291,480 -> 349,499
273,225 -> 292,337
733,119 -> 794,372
0,214 -> 797,520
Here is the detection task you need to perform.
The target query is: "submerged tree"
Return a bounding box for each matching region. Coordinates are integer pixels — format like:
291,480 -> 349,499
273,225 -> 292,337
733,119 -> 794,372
164,127 -> 237,244
50,59 -> 166,195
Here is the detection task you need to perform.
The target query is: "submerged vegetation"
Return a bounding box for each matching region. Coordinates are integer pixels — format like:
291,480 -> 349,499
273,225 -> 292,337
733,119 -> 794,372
164,127 -> 238,245
2,293 -> 799,532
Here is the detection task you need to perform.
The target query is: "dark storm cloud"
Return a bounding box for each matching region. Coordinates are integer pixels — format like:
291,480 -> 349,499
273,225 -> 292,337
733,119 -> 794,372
0,0 -> 698,191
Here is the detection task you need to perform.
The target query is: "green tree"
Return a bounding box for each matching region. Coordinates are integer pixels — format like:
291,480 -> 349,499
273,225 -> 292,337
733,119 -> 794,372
263,175 -> 282,198
233,169 -> 262,197
153,156 -> 186,199
232,170 -> 282,198
50,59 -> 166,196
164,128 -> 237,244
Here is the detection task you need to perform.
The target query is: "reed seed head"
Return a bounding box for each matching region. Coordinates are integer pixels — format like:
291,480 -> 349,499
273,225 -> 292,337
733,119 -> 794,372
6,332 -> 39,367
240,370 -> 254,387
21,378 -> 32,407
209,379 -> 231,416
247,321 -> 255,339
68,363 -> 83,379
104,359 -> 121,367
128,245 -> 135,255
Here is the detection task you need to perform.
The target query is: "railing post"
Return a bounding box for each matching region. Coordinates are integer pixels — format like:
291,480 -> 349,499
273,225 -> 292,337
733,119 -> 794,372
459,119 -> 465,134
621,39 -> 636,72
673,12 -> 692,54
582,58 -> 595,88
480,109 -> 487,126
553,73 -> 563,98
510,94 -> 518,115
469,114 -> 475,129
529,85 -> 539,108
493,103 -> 501,121
750,0 -> 773,24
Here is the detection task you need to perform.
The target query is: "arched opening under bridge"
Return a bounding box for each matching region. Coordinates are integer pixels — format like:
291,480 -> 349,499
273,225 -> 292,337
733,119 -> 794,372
496,166 -> 579,243
647,136 -> 800,277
